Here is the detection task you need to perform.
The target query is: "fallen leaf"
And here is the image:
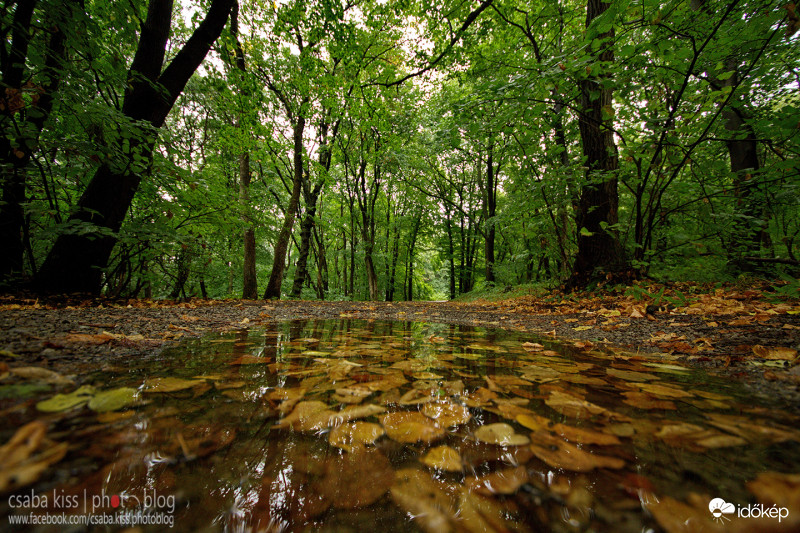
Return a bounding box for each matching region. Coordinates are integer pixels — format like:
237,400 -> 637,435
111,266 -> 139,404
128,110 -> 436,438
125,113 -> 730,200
319,449 -> 395,508
465,465 -> 528,495
422,402 -> 471,427
0,421 -> 68,493
752,345 -> 798,361
87,387 -> 137,412
275,400 -> 335,432
421,445 -> 462,472
380,411 -> 445,444
144,376 -> 205,393
474,423 -> 529,446
529,431 -> 624,471
62,333 -> 115,344
621,391 -> 677,410
747,472 -> 800,512
10,366 -> 73,385
646,495 -> 724,533
391,468 -> 458,533
516,414 -> 622,445
328,422 -> 385,452
36,385 -> 95,412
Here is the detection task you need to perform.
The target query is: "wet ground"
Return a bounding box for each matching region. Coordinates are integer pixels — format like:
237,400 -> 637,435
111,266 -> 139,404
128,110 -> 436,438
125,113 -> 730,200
1,298 -> 800,532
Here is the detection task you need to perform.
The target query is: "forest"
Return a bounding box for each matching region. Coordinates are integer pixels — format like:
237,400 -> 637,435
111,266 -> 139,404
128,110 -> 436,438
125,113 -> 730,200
1,0 -> 799,301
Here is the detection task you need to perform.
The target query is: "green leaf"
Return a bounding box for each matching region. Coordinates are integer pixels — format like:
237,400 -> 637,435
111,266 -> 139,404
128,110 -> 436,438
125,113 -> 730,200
36,386 -> 95,413
88,387 -> 138,412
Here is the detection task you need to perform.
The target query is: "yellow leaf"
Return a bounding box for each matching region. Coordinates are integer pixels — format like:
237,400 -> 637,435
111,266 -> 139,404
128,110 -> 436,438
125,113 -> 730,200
474,423 -> 529,446
421,445 -> 462,472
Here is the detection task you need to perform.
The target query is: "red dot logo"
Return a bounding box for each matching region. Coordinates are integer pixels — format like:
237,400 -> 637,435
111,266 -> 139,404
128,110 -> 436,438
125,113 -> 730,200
110,495 -> 120,508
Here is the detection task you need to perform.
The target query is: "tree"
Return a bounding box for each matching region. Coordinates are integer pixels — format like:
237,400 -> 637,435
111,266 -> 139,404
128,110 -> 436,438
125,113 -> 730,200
36,0 -> 235,294
569,0 -> 626,286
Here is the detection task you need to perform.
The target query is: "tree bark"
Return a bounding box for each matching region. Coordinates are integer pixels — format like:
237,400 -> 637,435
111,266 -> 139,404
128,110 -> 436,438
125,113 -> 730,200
483,146 -> 498,283
263,115 -> 305,299
36,0 -> 234,293
569,0 -> 626,287
230,0 -> 257,299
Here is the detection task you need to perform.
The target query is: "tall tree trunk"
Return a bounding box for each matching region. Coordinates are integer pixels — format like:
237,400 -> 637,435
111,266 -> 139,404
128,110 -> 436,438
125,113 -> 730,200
290,179 -> 322,297
263,115 -> 305,299
569,0 -> 625,287
445,210 -> 456,299
483,146 -> 498,284
36,0 -> 234,293
720,61 -> 762,264
240,153 -> 257,298
406,218 -> 421,301
230,0 -> 257,299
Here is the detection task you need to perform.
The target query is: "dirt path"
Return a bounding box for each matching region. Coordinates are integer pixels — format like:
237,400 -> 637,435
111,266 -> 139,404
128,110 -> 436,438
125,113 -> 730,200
2,294 -> 799,408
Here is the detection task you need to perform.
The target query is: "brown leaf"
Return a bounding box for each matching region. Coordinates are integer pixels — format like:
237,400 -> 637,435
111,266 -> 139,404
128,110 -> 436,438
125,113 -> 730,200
380,411 -> 445,444
529,431 -> 624,471
422,402 -> 472,427
391,468 -> 458,533
319,449 -> 394,509
466,465 -> 528,495
474,423 -> 529,446
752,345 -> 798,361
0,421 -> 68,493
329,422 -> 385,452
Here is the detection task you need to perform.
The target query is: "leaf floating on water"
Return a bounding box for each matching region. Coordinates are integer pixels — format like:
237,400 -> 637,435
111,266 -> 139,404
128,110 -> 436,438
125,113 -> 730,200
458,487 -> 527,532
36,385 -> 95,412
391,468 -> 459,533
474,423 -> 529,446
276,400 -> 335,432
621,391 -> 677,410
10,366 -> 73,385
144,377 -> 205,393
606,367 -> 658,382
634,382 -> 693,399
747,472 -> 800,514
332,385 -> 372,404
462,387 -> 498,407
332,404 -> 386,425
0,421 -> 68,492
522,342 -> 544,351
466,465 -> 528,495
422,402 -> 471,427
87,387 -> 137,412
516,414 -> 621,445
319,449 -> 394,509
529,431 -> 624,471
705,413 -> 800,444
545,390 -> 631,422
645,495 -> 725,533
380,411 -> 445,444
421,445 -> 462,472
328,422 -> 385,452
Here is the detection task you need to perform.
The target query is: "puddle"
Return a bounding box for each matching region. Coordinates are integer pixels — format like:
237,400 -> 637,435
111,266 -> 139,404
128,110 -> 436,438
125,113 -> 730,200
3,319 -> 800,532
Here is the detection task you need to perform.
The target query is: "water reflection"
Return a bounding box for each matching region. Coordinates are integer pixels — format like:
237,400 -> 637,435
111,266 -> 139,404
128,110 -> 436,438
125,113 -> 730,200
5,319 -> 800,532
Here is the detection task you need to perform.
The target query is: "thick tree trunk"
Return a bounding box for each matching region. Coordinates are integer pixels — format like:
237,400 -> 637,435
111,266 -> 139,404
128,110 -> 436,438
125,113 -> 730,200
263,116 -> 305,299
36,0 -> 234,293
569,0 -> 625,287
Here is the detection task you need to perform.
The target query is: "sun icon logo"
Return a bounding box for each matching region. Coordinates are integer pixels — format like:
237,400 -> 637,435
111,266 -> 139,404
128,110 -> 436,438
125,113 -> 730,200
708,498 -> 736,523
